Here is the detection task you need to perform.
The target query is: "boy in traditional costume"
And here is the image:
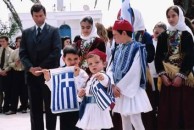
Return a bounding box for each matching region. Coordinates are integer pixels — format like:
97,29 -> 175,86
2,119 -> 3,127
107,19 -> 152,130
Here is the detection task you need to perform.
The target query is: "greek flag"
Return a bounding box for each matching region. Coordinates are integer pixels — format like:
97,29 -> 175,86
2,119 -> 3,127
50,67 -> 79,113
90,78 -> 115,110
121,0 -> 133,24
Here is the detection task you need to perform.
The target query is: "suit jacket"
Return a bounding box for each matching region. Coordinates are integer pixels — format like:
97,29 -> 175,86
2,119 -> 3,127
19,23 -> 61,73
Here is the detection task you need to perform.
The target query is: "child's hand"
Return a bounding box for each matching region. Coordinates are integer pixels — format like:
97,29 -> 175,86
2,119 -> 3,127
172,76 -> 182,87
78,88 -> 86,98
42,69 -> 50,81
94,73 -> 104,81
74,66 -> 80,77
161,74 -> 172,87
112,85 -> 121,98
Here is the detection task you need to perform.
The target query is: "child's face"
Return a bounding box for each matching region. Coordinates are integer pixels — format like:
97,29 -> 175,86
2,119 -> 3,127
112,30 -> 124,44
81,21 -> 92,37
87,55 -> 106,74
63,53 -> 80,66
167,9 -> 179,26
63,39 -> 71,48
16,38 -> 21,48
153,27 -> 165,40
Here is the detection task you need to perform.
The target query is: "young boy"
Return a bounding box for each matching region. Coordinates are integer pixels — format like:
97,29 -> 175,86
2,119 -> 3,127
107,19 -> 152,130
43,45 -> 88,130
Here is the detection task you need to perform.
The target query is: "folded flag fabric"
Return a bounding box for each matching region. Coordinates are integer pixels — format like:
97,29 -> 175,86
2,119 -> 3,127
50,66 -> 79,113
90,78 -> 115,111
79,76 -> 115,119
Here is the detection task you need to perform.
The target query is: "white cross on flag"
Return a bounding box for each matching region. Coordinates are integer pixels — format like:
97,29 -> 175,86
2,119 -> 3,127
50,66 -> 79,113
90,78 -> 115,111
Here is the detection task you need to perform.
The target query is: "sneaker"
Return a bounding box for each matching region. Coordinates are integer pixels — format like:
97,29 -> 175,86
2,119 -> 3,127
5,110 -> 16,115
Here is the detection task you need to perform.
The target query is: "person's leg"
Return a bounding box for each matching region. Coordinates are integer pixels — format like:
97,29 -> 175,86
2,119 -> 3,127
43,83 -> 57,130
0,89 -> 3,113
182,86 -> 194,129
121,115 -> 133,130
19,71 -> 28,112
60,111 -> 79,130
0,76 -> 3,113
28,76 -> 44,130
2,74 -> 12,112
8,70 -> 20,113
131,113 -> 145,130
110,112 -> 122,130
141,81 -> 156,130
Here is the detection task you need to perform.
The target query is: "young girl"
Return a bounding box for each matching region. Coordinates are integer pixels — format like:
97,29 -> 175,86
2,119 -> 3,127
74,16 -> 106,73
75,49 -> 113,130
155,5 -> 194,130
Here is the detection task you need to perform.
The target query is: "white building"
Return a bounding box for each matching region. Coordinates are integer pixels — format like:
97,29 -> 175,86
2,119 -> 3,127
18,8 -> 102,41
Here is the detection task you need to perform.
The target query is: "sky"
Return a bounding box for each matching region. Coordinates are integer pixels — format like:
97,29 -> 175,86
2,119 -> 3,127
0,0 -> 173,34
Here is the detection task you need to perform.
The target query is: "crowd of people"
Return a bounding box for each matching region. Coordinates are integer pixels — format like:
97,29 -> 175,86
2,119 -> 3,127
1,2 -> 194,130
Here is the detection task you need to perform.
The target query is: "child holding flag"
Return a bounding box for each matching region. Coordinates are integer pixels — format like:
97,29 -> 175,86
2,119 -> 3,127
75,49 -> 114,130
42,45 -> 88,130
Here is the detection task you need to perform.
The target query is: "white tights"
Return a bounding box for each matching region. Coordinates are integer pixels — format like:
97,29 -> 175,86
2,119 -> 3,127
121,113 -> 145,130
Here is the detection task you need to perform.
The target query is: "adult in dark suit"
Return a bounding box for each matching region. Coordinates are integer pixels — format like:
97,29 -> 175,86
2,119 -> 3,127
19,3 -> 61,130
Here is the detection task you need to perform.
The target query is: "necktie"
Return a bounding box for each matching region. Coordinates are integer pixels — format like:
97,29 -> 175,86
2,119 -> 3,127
0,48 -> 5,69
36,27 -> 41,39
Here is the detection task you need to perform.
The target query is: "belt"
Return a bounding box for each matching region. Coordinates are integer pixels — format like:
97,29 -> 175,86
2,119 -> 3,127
85,96 -> 96,103
79,96 -> 96,119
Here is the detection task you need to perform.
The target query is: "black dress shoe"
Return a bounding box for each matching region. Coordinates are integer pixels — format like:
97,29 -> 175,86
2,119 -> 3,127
0,107 -> 2,113
5,110 -> 16,115
21,109 -> 27,113
17,107 -> 23,112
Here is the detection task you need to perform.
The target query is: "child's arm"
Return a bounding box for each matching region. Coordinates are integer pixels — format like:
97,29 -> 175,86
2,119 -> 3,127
77,88 -> 86,102
42,69 -> 51,81
94,73 -> 109,87
74,67 -> 89,90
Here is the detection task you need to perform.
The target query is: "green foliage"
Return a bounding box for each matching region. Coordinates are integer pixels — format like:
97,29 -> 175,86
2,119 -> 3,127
2,0 -> 23,32
0,17 -> 20,46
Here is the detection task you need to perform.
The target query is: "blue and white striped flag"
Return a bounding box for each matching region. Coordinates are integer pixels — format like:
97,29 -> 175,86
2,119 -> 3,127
90,78 -> 115,110
121,0 -> 133,24
50,67 -> 79,113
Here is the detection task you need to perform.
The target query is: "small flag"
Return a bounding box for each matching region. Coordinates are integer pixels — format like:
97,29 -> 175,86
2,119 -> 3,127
50,66 -> 79,113
121,0 -> 133,24
90,78 -> 115,110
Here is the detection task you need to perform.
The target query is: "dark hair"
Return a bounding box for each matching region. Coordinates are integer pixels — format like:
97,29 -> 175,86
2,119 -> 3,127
0,35 -> 9,42
61,36 -> 71,48
153,21 -> 167,31
117,30 -> 133,37
185,17 -> 194,34
107,26 -> 113,39
15,36 -> 22,42
31,3 -> 46,16
80,16 -> 93,25
73,35 -> 81,43
191,19 -> 194,24
63,45 -> 80,57
166,5 -> 179,17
